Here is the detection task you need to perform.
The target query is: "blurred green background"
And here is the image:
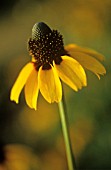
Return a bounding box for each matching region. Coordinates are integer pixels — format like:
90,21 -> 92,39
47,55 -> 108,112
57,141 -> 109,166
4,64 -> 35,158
0,0 -> 111,169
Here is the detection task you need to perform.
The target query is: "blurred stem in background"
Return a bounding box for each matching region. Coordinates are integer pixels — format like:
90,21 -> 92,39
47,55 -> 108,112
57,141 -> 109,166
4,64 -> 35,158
58,97 -> 77,170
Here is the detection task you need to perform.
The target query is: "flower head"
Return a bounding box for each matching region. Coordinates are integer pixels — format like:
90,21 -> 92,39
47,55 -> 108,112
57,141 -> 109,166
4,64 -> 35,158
10,22 -> 106,110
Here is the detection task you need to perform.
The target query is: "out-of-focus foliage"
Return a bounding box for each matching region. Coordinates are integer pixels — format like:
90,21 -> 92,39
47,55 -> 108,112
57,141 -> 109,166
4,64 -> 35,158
0,144 -> 41,170
0,0 -> 111,169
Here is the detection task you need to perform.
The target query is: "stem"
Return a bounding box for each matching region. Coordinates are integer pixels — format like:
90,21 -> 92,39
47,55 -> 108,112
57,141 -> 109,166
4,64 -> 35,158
58,100 -> 76,170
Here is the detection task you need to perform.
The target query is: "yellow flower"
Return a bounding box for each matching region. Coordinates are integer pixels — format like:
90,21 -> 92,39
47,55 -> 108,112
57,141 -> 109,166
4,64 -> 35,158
10,22 -> 106,110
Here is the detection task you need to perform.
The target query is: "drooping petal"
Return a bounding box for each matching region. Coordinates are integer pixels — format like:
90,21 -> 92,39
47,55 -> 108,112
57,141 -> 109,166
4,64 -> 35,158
38,66 -> 62,103
24,68 -> 39,110
10,62 -> 34,103
65,44 -> 105,61
67,51 -> 106,79
55,56 -> 87,91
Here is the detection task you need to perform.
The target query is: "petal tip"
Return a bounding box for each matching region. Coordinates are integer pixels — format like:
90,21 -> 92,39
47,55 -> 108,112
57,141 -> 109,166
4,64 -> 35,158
34,107 -> 37,110
15,100 -> 19,104
55,96 -> 62,103
84,81 -> 87,86
10,98 -> 19,104
27,104 -> 37,110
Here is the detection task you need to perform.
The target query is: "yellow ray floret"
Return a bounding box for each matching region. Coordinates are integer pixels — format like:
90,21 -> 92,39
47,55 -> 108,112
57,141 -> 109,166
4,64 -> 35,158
69,52 -> 106,79
65,44 -> 106,79
38,66 -> 62,103
65,44 -> 105,61
10,63 -> 34,103
55,56 -> 87,91
25,68 -> 39,110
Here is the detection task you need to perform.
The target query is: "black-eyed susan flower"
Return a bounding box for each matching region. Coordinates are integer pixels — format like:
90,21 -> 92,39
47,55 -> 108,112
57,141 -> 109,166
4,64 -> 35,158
10,22 -> 106,110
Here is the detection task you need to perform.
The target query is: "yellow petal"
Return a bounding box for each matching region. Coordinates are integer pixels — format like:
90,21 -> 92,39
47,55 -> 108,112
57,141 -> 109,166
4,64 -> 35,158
24,68 -> 39,110
55,56 -> 87,91
67,51 -> 106,79
65,44 -> 105,61
38,66 -> 62,103
10,63 -> 34,103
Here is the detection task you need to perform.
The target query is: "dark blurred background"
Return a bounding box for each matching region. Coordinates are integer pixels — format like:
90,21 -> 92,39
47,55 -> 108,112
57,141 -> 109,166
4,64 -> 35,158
0,0 -> 111,169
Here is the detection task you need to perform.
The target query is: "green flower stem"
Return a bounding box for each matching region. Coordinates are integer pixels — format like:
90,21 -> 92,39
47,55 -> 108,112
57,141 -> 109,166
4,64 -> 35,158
58,99 -> 76,170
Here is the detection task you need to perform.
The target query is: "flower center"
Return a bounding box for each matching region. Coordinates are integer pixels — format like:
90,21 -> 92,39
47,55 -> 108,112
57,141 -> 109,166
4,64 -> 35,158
28,22 -> 67,70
